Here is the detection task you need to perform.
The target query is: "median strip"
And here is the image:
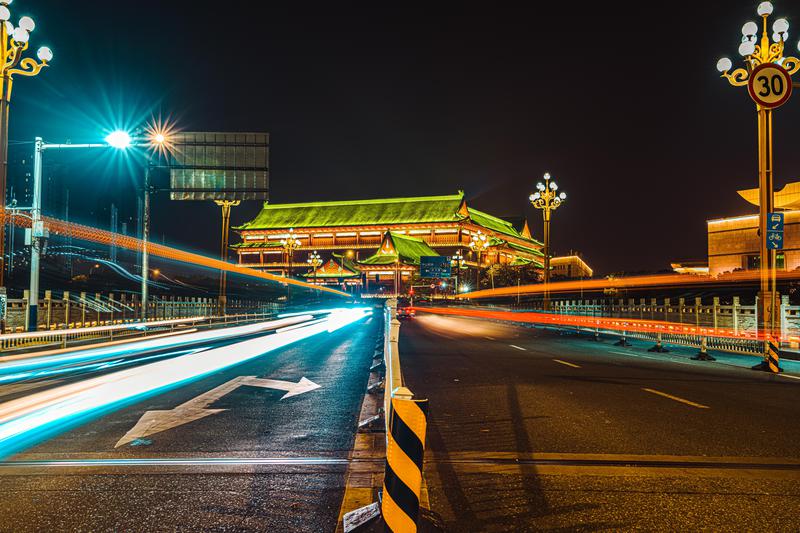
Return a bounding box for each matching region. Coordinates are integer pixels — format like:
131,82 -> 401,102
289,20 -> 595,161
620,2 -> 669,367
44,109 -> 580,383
642,388 -> 709,409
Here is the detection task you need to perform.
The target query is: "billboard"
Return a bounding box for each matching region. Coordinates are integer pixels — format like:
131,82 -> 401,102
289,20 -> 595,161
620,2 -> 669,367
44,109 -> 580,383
420,256 -> 452,278
169,132 -> 269,201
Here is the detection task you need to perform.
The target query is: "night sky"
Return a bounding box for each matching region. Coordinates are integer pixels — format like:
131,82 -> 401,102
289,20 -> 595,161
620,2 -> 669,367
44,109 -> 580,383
9,1 -> 800,275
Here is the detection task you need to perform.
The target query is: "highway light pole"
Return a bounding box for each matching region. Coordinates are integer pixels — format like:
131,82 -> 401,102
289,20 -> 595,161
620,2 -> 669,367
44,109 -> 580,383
530,172 -> 566,311
280,228 -> 302,302
25,131 -> 163,330
0,3 -> 51,331
469,230 -> 489,290
716,1 -> 799,373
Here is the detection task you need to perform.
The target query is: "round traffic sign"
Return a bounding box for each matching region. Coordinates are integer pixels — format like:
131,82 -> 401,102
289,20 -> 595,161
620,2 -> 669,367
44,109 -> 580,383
748,63 -> 793,109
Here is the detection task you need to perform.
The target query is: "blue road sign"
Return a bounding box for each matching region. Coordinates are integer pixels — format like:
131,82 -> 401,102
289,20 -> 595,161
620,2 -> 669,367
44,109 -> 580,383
769,212 -> 784,232
420,256 -> 452,278
767,230 -> 784,249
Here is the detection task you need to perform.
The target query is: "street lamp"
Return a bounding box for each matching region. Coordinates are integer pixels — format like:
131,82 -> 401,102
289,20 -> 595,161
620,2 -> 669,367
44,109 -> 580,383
0,2 -> 51,310
307,250 -> 322,288
451,249 -> 465,296
24,131 -> 164,331
469,231 -> 490,289
280,228 -> 302,301
529,172 -> 567,311
716,1 -> 799,373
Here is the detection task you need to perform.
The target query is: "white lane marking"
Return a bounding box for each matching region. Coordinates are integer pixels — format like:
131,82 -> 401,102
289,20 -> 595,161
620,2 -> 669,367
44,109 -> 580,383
780,374 -> 800,380
509,345 -> 526,351
553,359 -> 581,368
484,336 -> 496,341
642,388 -> 709,409
115,375 -> 321,447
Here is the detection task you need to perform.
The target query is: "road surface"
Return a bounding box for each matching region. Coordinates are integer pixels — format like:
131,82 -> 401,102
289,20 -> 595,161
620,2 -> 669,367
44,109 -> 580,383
401,313 -> 800,531
0,308 -> 379,532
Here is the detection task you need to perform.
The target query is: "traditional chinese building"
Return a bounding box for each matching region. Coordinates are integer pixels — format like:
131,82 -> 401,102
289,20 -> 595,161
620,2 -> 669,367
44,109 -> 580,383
232,191 -> 544,290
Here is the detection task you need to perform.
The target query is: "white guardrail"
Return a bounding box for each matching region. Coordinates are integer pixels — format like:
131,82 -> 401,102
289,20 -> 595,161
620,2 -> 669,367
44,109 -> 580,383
0,312 -> 277,352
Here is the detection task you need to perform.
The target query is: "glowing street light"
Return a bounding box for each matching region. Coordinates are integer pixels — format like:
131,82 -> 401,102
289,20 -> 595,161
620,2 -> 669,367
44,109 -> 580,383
716,1 -> 799,372
280,229 -> 303,301
451,249 -> 465,295
307,250 -> 322,287
25,134 -> 138,330
104,130 -> 133,149
0,1 -> 52,310
529,172 -> 567,311
469,231 -> 490,289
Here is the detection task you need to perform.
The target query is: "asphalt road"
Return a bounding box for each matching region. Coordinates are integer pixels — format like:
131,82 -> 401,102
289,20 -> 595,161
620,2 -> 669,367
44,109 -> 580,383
400,313 -> 800,532
0,310 -> 379,532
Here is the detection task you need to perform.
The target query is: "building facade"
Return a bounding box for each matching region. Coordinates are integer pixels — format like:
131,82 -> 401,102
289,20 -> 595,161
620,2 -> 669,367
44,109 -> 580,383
707,182 -> 800,276
550,255 -> 593,279
232,191 -> 544,290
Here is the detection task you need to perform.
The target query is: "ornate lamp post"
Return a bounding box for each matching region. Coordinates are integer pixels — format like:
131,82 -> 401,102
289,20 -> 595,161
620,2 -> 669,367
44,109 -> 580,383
451,249 -> 465,296
529,172 -> 566,311
0,1 -> 52,312
469,231 -> 490,289
307,250 -> 322,287
280,228 -> 302,301
716,1 -> 799,373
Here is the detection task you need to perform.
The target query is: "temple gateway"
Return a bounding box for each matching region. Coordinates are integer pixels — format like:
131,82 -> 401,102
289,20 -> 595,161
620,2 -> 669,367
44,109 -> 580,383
232,191 -> 544,292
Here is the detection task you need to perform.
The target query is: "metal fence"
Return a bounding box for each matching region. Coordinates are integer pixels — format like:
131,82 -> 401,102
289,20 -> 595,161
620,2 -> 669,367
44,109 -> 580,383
513,295 -> 800,355
3,290 -> 282,333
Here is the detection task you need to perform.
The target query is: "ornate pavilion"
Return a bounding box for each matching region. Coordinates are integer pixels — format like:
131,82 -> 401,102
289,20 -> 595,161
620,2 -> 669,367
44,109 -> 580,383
231,191 -> 544,291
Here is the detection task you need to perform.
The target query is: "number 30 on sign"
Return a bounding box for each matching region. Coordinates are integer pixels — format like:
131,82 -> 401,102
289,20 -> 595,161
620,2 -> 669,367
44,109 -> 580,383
748,63 -> 793,109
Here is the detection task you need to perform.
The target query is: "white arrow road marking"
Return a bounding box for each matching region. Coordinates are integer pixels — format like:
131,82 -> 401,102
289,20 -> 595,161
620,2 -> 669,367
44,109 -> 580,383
115,375 -> 321,448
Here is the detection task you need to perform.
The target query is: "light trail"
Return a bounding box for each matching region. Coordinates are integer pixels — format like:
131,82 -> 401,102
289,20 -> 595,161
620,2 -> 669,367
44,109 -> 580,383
0,316 -> 317,375
0,212 -> 349,298
413,306 -> 769,342
460,270 -> 800,299
0,308 -> 371,457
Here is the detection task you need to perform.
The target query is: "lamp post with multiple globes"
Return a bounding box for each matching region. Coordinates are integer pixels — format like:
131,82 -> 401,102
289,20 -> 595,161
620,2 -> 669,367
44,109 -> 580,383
0,1 -> 52,332
529,172 -> 566,311
716,1 -> 799,372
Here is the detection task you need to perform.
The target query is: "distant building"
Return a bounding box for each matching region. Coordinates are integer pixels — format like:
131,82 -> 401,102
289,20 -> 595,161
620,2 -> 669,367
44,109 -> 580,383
707,182 -> 800,276
550,254 -> 593,279
232,191 -> 545,291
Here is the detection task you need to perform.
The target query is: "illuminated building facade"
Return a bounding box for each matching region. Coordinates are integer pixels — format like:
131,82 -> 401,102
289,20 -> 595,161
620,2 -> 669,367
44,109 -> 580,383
232,192 -> 544,289
550,254 -> 593,279
707,183 -> 800,276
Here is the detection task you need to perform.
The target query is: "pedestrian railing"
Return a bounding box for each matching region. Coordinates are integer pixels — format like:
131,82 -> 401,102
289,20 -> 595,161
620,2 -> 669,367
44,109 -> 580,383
0,312 -> 277,352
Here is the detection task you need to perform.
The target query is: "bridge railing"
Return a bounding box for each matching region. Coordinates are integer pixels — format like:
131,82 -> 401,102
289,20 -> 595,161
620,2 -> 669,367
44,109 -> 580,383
0,312 -> 277,352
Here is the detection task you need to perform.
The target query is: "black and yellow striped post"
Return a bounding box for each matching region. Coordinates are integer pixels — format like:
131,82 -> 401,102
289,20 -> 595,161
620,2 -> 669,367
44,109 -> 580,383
382,389 -> 428,533
752,339 -> 783,373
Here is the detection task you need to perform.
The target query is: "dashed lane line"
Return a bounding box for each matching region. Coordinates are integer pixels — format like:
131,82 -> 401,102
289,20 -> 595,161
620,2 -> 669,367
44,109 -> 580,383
780,374 -> 800,381
553,359 -> 581,368
484,336 -> 496,341
642,388 -> 710,409
509,345 -> 526,351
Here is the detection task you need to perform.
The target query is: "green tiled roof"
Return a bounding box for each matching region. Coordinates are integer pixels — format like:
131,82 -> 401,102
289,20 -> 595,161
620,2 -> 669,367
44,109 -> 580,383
236,193 -> 467,230
510,257 -> 545,268
507,242 -> 544,257
359,232 -> 439,266
302,258 -> 361,278
230,241 -> 283,249
468,208 -> 542,246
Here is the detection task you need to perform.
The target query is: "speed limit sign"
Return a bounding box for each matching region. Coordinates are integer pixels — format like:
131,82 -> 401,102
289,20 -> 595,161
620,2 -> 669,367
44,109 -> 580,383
748,63 -> 793,109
